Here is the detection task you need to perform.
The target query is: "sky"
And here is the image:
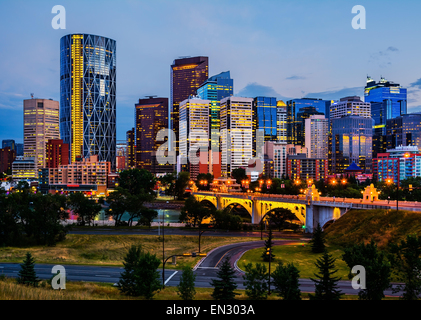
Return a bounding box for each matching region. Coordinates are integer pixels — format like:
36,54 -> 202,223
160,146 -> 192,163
1,0 -> 421,144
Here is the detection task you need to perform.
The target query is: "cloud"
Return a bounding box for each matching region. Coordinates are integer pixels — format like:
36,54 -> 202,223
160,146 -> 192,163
410,78 -> 421,89
286,75 -> 306,81
236,83 -> 291,101
369,46 -> 399,68
304,87 -> 365,101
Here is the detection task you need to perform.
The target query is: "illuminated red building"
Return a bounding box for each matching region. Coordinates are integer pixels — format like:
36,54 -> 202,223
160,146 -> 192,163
45,139 -> 69,168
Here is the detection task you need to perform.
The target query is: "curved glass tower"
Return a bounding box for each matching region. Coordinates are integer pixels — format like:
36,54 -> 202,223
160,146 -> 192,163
60,34 -> 116,168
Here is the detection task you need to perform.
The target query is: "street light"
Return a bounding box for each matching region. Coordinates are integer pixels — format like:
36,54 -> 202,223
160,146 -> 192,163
162,252 -> 207,288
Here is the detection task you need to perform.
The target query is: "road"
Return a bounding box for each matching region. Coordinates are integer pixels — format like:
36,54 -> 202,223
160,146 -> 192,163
0,239 -> 404,297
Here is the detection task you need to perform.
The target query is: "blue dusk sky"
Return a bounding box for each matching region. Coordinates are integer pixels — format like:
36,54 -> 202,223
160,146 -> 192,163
1,0 -> 421,143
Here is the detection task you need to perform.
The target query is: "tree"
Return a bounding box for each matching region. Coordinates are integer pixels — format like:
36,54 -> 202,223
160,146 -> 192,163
175,171 -> 190,200
68,192 -> 102,226
17,252 -> 40,287
210,257 -> 239,300
267,208 -> 297,232
179,196 -> 212,228
261,229 -> 275,262
309,252 -> 343,300
243,263 -> 268,300
310,223 -> 326,253
342,240 -> 391,300
118,245 -> 162,299
212,208 -> 242,231
118,168 -> 157,197
104,187 -> 128,226
177,266 -> 196,300
388,234 -> 421,300
272,262 -> 302,300
231,167 -> 247,185
138,207 -> 158,229
0,193 -> 24,246
196,173 -> 214,191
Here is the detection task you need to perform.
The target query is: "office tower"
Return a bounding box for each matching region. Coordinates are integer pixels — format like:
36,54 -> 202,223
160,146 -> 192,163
287,98 -> 332,146
329,96 -> 371,120
45,139 -> 69,168
126,128 -> 135,169
2,140 -> 15,152
135,97 -> 173,175
253,97 -> 278,142
331,115 -> 374,174
0,147 -> 15,174
287,154 -> 328,182
373,145 -> 420,183
197,71 -> 233,132
116,142 -> 127,171
23,98 -> 60,168
220,97 -> 253,177
365,76 -> 407,156
386,113 -> 421,150
60,34 -> 117,168
171,56 -> 209,153
264,141 -> 287,179
12,158 -> 37,180
277,101 -> 287,143
305,115 -> 329,159
15,144 -> 23,157
179,97 -> 211,179
295,107 -> 324,147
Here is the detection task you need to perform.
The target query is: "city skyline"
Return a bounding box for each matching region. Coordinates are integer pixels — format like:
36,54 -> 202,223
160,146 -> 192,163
2,0 -> 421,143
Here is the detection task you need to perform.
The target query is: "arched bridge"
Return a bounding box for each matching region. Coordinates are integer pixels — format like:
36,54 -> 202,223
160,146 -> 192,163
192,191 -> 396,233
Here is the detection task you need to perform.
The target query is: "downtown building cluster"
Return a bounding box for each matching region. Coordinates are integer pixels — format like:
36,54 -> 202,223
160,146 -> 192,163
1,33 -> 420,194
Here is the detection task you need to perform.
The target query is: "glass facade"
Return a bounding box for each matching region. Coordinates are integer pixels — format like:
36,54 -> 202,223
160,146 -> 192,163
253,97 -> 278,141
197,71 -> 233,132
286,98 -> 332,146
331,115 -> 374,174
60,34 -> 117,168
386,113 -> 421,150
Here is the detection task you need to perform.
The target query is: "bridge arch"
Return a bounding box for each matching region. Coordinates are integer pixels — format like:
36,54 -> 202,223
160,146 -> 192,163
257,200 -> 306,224
220,197 -> 253,217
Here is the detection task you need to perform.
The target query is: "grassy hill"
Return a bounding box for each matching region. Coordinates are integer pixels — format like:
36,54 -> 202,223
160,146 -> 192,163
324,209 -> 421,248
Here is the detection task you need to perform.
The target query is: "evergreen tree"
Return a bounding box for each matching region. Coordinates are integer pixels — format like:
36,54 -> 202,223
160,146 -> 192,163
243,263 -> 268,300
17,252 -> 40,287
310,223 -> 326,253
272,262 -> 302,300
177,266 -> 196,300
342,239 -> 391,300
210,257 -> 239,300
262,228 -> 275,262
309,252 -> 343,300
118,245 -> 162,299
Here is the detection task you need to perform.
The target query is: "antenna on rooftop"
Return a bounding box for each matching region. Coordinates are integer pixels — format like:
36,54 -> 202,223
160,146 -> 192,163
30,93 -> 34,99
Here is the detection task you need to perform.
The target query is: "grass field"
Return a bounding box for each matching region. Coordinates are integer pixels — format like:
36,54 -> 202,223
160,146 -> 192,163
236,243 -> 350,280
0,234 -> 263,269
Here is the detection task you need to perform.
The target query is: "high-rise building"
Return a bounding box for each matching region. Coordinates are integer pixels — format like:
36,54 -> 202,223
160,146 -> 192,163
60,34 -> 117,168
287,154 -> 328,182
277,101 -> 287,143
12,158 -> 37,181
253,97 -> 278,142
287,98 -> 332,146
126,128 -> 135,169
15,144 -> 23,157
45,139 -> 69,168
179,97 -> 211,179
331,115 -> 374,174
2,140 -> 15,152
220,97 -> 253,177
295,107 -> 324,147
135,97 -> 173,175
329,96 -> 371,120
386,113 -> 421,150
305,115 -> 329,159
171,57 -> 209,154
365,76 -> 407,156
23,98 -> 60,168
264,141 -> 287,179
197,71 -> 233,133
0,147 -> 15,174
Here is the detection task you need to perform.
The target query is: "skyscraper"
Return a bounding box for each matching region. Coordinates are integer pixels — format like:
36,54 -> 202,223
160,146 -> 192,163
45,139 -> 69,168
365,76 -> 407,156
253,97 -> 278,142
220,97 -> 254,177
60,34 -> 117,168
126,128 -> 135,169
135,97 -> 173,175
277,101 -> 287,143
287,98 -> 332,146
305,115 -> 329,159
197,71 -> 233,132
23,98 -> 60,168
179,97 -> 211,179
171,57 -> 209,154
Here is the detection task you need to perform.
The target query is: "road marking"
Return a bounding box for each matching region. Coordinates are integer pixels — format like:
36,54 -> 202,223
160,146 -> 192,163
95,275 -> 110,277
214,248 -> 237,268
165,271 -> 178,285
